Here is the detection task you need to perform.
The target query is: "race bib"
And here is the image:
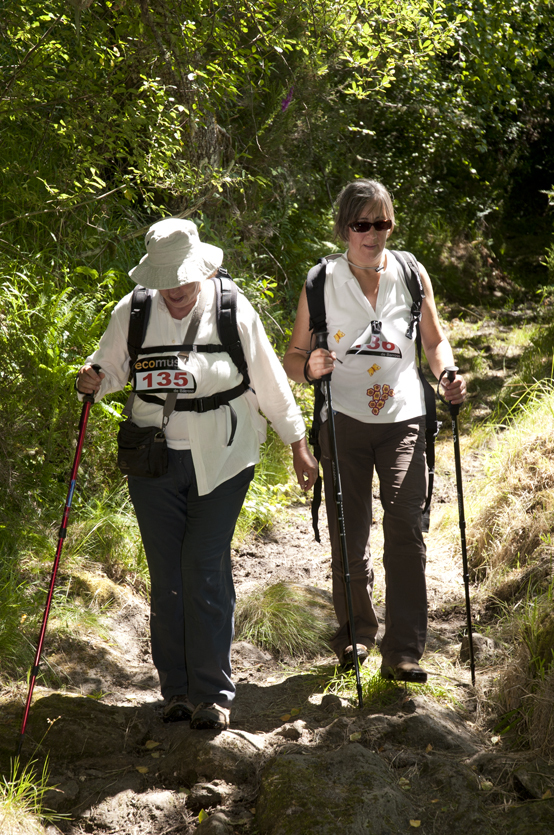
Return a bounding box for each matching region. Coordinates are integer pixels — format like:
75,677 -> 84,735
346,320 -> 402,359
133,355 -> 197,393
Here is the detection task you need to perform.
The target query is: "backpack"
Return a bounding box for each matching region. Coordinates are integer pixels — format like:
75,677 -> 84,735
126,268 -> 250,446
305,251 -> 440,538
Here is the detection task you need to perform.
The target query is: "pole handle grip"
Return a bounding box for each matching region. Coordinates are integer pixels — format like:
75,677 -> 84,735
314,331 -> 332,382
315,331 -> 328,350
445,365 -> 458,383
83,363 -> 102,404
445,365 -> 460,416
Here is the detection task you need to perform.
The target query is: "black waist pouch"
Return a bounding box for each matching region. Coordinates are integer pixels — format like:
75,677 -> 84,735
117,420 -> 168,478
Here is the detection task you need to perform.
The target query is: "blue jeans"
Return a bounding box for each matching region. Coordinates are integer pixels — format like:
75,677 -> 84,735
128,449 -> 254,707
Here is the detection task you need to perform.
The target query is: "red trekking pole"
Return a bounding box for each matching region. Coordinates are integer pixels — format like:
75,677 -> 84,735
17,371 -> 99,756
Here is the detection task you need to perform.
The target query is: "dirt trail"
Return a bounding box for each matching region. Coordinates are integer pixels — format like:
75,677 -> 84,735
3,388 -> 554,833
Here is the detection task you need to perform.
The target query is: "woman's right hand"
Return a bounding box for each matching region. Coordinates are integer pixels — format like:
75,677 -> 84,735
76,364 -> 105,395
306,347 -> 337,380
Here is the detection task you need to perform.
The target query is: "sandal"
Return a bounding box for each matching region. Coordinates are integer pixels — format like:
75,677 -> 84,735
190,702 -> 230,730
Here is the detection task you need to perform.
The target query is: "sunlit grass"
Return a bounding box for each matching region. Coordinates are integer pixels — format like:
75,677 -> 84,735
324,648 -> 465,711
235,581 -> 335,659
62,489 -> 149,594
48,585 -> 111,638
464,381 -> 554,586
0,489 -> 146,685
492,582 -> 554,753
450,378 -> 554,751
234,425 -> 307,544
0,757 -> 65,835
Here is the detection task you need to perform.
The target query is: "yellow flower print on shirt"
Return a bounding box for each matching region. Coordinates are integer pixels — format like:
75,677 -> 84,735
366,383 -> 395,415
334,330 -> 345,343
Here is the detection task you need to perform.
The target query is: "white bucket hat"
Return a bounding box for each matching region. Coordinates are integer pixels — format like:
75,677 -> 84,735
129,218 -> 223,290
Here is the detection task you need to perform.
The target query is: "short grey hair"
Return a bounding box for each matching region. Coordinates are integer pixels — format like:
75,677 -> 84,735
333,179 -> 395,243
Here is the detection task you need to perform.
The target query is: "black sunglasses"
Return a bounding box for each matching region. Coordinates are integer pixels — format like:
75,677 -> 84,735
348,219 -> 393,233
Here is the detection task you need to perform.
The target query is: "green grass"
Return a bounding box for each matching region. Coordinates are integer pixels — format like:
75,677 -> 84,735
234,425 -> 309,543
490,582 -> 554,752
463,381 -> 554,583
324,648 -> 464,711
235,581 -> 334,659
0,547 -> 43,683
62,489 -> 149,593
457,378 -> 554,752
0,757 -> 65,835
0,485 -> 148,685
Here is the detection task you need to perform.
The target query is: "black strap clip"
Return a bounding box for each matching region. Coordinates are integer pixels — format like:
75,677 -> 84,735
406,302 -> 422,340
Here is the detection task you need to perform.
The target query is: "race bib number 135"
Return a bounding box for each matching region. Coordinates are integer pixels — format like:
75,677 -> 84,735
134,356 -> 197,393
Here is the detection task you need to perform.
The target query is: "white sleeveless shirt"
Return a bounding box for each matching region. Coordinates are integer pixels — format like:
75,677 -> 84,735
322,252 -> 426,424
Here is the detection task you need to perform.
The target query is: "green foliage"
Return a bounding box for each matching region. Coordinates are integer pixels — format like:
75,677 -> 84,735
324,649 -> 460,708
0,756 -> 63,834
0,557 -> 35,682
234,425 -> 308,541
2,0 -> 553,314
0,0 -> 492,297
493,582 -> 554,751
514,326 -> 554,389
61,489 -> 149,591
235,581 -> 334,658
0,262 -> 126,522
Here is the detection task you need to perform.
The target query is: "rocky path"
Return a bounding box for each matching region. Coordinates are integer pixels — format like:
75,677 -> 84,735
2,453 -> 554,834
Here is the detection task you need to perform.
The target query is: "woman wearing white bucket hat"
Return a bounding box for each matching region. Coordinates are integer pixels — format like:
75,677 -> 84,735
77,218 -> 318,730
129,217 -> 224,289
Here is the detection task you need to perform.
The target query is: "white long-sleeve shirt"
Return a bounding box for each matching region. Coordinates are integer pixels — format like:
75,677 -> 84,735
83,281 -> 306,495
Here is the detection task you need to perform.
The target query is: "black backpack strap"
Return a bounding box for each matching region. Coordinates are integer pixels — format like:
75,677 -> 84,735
305,259 -> 329,543
128,276 -> 248,445
211,269 -> 250,388
306,258 -> 328,335
391,250 -> 441,532
128,285 -> 152,373
390,250 -> 425,341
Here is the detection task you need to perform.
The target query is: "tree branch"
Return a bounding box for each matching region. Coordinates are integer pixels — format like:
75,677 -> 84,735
2,14 -> 64,100
0,185 -> 127,230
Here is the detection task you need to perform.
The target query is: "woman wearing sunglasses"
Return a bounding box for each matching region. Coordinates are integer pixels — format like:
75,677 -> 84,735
284,179 -> 465,683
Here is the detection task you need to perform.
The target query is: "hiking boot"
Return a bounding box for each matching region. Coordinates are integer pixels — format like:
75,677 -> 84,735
190,702 -> 230,731
163,694 -> 195,723
339,644 -> 369,672
380,661 -> 427,684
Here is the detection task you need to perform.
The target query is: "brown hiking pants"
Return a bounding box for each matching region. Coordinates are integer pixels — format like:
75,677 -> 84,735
320,413 -> 427,666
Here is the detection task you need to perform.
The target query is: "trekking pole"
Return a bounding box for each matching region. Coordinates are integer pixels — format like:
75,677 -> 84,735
442,366 -> 476,687
17,368 -> 100,756
315,332 -> 363,709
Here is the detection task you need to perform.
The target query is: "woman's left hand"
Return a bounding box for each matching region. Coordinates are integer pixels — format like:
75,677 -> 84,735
441,372 -> 466,405
291,438 -> 319,491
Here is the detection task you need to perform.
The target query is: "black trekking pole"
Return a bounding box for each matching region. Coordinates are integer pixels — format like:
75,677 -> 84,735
17,370 -> 100,756
315,331 -> 364,709
441,366 -> 475,687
